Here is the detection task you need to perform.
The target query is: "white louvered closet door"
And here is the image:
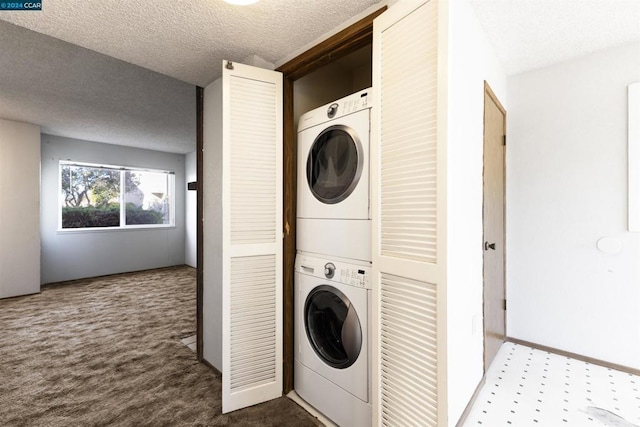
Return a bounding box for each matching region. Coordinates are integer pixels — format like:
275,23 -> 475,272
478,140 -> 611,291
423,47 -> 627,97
372,1 -> 445,426
221,61 -> 283,413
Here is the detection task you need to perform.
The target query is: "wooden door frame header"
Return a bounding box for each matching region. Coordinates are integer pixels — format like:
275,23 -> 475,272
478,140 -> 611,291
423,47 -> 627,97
277,8 -> 387,79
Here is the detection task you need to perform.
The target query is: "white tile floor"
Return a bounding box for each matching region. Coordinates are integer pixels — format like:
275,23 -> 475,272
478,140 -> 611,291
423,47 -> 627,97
181,334 -> 197,352
464,343 -> 640,427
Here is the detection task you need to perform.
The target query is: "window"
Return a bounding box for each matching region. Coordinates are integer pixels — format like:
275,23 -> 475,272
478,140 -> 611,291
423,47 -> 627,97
60,161 -> 175,230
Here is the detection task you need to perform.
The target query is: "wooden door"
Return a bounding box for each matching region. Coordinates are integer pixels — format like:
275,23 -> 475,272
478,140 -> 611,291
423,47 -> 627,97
482,82 -> 506,372
372,1 -> 444,425
221,61 -> 283,413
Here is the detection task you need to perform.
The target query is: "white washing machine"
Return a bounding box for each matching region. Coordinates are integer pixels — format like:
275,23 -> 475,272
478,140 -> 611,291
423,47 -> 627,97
294,252 -> 372,427
297,88 -> 372,262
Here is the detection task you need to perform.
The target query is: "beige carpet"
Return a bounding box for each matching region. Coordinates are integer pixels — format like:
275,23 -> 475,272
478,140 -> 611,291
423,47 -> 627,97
0,266 -> 322,427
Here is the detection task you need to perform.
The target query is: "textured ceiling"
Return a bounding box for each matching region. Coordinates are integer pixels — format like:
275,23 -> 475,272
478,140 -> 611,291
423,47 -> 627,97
0,0 -> 381,87
469,0 -> 640,76
1,0 -> 639,154
0,0 -> 382,154
0,21 -> 196,154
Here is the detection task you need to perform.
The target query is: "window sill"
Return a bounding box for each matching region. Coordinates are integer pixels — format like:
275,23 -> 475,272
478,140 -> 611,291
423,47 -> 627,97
56,225 -> 176,234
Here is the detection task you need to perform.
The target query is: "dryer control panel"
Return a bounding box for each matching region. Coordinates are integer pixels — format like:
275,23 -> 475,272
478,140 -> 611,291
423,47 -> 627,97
298,88 -> 373,133
338,91 -> 371,116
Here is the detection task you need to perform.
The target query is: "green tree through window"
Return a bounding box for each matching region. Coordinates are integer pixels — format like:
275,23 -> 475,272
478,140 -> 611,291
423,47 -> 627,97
60,162 -> 173,229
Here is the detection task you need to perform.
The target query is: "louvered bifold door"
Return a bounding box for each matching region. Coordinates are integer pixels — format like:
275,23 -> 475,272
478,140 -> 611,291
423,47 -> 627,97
372,2 -> 445,426
221,61 -> 283,413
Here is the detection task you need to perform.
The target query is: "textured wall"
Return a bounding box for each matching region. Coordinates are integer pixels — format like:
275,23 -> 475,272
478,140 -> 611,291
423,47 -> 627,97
40,134 -> 186,284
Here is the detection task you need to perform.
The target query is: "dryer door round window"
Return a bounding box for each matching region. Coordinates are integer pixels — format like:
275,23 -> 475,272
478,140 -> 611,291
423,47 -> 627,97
306,125 -> 363,204
304,285 -> 362,369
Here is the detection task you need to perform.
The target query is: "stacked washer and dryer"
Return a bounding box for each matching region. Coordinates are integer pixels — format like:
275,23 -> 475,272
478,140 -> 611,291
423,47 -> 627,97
294,88 -> 373,427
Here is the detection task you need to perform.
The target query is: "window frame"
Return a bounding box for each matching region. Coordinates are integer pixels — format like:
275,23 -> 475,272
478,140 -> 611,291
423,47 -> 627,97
58,160 -> 176,232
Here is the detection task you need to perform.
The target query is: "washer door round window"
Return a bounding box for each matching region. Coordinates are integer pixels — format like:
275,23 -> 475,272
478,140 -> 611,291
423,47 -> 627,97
307,125 -> 363,204
304,285 -> 362,369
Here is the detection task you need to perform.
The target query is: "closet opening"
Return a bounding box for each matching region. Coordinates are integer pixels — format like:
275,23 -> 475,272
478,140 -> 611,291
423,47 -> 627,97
276,6 -> 385,393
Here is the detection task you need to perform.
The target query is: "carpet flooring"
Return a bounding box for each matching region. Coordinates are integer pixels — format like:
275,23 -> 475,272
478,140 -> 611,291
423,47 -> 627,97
0,266 -> 322,427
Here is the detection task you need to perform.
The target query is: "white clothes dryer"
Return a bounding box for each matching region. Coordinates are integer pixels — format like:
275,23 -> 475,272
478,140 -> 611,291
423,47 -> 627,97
294,252 -> 372,427
297,89 -> 372,262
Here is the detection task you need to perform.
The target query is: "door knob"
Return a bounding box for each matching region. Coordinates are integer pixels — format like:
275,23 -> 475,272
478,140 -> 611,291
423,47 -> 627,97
484,242 -> 496,251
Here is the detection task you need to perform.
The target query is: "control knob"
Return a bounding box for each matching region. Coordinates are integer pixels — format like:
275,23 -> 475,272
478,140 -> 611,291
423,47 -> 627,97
327,103 -> 339,118
324,262 -> 335,279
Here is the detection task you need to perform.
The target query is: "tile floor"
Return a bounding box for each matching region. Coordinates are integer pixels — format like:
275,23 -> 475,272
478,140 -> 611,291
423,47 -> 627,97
181,334 -> 197,352
464,343 -> 640,427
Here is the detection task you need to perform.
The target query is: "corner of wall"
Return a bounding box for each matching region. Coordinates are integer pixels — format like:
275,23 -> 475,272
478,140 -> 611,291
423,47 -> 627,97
445,0 -> 508,424
0,119 -> 41,298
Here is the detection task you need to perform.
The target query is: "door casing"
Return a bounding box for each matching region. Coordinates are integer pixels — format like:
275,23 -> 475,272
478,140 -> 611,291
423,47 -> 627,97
482,81 -> 507,372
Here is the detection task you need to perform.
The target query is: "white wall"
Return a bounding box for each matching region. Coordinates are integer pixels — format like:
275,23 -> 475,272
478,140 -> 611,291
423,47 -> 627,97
40,134 -> 186,284
507,42 -> 640,369
0,119 -> 41,298
445,0 -> 508,423
185,151 -> 197,268
202,78 -> 223,371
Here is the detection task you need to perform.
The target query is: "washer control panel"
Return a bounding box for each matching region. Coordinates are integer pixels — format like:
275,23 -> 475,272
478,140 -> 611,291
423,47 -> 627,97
340,267 -> 369,289
295,253 -> 372,290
